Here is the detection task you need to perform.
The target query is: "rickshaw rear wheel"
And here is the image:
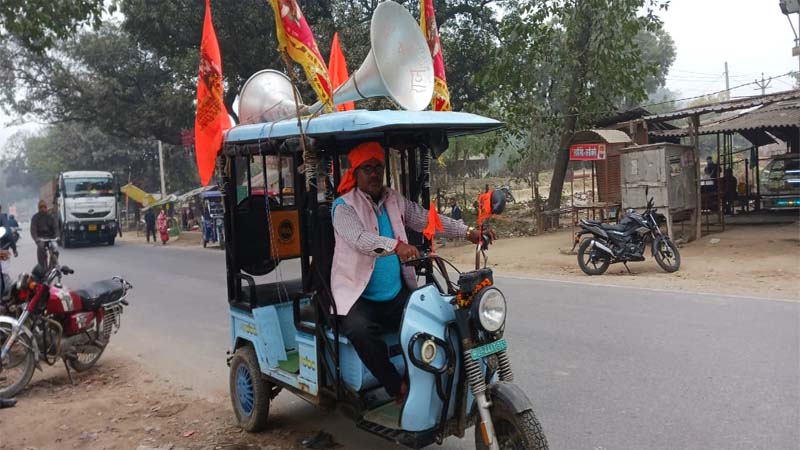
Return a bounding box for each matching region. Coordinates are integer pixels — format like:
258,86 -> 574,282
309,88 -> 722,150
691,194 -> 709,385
475,395 -> 548,450
229,346 -> 270,432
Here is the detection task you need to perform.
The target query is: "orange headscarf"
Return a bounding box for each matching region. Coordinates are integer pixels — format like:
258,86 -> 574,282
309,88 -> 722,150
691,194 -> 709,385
337,141 -> 385,194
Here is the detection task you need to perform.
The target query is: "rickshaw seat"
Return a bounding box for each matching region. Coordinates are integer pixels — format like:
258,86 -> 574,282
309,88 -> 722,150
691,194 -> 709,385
240,278 -> 305,308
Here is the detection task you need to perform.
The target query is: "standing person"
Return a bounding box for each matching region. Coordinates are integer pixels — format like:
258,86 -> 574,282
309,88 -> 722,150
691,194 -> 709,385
441,197 -> 463,247
722,168 -> 738,215
156,209 -> 169,245
7,215 -> 19,257
0,204 -> 7,227
144,208 -> 156,243
330,142 -> 487,403
30,199 -> 58,269
181,208 -> 189,231
704,156 -> 719,180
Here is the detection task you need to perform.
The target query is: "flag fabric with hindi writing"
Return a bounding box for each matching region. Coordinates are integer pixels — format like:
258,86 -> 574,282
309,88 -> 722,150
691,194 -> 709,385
420,0 -> 451,111
423,200 -> 444,252
328,32 -> 353,112
269,0 -> 332,111
195,0 -> 231,186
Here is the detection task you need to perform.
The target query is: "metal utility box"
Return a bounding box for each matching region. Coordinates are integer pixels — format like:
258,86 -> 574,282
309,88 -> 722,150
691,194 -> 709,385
620,143 -> 697,237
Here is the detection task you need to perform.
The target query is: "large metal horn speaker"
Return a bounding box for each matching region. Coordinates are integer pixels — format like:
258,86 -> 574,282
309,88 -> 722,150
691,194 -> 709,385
237,0 -> 434,124
238,69 -> 304,125
329,0 -> 434,111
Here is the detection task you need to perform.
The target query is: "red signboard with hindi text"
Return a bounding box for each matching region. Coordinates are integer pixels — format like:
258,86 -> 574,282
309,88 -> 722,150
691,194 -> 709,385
569,143 -> 607,161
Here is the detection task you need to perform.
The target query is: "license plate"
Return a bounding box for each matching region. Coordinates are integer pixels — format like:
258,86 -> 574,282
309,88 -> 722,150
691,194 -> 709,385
88,224 -> 97,231
470,339 -> 507,361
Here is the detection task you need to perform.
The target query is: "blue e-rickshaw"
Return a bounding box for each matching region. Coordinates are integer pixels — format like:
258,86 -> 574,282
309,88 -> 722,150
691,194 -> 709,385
201,190 -> 225,248
220,109 -> 549,450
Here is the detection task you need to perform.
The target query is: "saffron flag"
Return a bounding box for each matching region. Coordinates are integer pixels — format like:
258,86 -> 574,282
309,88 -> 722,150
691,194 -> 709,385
477,191 -> 493,226
423,200 -> 444,252
269,0 -> 332,111
420,0 -> 451,111
328,32 -> 354,111
195,0 -> 231,186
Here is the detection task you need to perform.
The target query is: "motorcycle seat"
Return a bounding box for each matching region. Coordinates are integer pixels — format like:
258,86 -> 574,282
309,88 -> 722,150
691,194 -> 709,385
599,222 -> 628,232
581,219 -> 627,232
76,279 -> 125,311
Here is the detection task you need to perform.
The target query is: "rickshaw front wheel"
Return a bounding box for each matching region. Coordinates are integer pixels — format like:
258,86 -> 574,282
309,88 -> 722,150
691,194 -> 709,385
229,346 -> 270,432
474,393 -> 548,450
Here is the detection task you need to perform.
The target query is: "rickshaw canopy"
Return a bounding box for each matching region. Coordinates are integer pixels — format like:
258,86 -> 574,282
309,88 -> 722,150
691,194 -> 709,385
223,109 -> 503,149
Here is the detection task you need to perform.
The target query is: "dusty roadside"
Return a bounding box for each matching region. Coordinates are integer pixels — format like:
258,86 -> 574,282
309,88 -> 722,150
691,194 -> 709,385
439,222 -> 800,300
0,355 -> 307,450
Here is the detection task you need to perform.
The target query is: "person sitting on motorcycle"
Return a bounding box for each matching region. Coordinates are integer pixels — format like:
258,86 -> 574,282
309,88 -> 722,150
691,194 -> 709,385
30,199 -> 58,269
0,205 -> 17,257
331,141 -> 484,403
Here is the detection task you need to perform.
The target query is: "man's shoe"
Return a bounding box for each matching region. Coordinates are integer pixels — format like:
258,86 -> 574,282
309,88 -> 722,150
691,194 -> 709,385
0,398 -> 17,408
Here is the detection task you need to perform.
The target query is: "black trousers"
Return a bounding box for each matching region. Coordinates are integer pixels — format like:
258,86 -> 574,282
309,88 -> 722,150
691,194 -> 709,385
36,242 -> 48,269
340,289 -> 409,397
145,226 -> 156,243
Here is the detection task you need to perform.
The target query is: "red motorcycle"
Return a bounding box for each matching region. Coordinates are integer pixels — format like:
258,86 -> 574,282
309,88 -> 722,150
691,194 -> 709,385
0,235 -> 131,398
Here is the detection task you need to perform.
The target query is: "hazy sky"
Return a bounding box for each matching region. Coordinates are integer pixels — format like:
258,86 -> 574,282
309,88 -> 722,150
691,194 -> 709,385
660,0 -> 798,99
1,1 -> 798,150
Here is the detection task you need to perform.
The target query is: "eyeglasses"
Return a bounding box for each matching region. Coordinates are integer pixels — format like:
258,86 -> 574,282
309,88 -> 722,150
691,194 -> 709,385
359,164 -> 384,176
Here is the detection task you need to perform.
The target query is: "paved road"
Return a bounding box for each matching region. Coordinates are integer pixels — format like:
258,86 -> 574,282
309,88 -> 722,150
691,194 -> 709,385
9,235 -> 799,450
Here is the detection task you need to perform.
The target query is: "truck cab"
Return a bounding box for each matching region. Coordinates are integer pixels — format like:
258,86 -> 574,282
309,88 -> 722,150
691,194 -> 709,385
57,171 -> 118,247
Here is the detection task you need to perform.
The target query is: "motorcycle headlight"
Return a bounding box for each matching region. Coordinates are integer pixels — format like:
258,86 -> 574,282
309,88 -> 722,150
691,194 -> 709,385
474,287 -> 507,333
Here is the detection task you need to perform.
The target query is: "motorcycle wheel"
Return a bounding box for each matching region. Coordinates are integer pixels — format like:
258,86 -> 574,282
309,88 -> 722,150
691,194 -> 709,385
653,237 -> 681,273
67,338 -> 106,372
0,323 -> 36,399
475,395 -> 549,450
229,346 -> 271,432
577,239 -> 610,276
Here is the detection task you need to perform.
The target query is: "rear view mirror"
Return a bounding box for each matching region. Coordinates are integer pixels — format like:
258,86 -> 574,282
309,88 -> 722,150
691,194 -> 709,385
490,189 -> 506,215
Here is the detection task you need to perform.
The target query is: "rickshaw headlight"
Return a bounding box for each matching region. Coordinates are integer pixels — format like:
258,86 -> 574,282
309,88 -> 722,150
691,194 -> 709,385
475,288 -> 506,333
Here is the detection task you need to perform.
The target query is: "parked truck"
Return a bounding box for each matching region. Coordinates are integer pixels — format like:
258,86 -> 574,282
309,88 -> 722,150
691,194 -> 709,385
40,171 -> 119,247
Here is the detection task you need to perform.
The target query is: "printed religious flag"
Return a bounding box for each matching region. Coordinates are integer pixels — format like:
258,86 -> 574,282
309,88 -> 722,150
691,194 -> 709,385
195,0 -> 231,186
328,32 -> 354,112
420,0 -> 451,111
269,0 -> 332,111
423,200 -> 444,252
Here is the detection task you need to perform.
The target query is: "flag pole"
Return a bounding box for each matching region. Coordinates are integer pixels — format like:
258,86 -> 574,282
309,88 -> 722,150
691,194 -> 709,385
280,52 -> 316,191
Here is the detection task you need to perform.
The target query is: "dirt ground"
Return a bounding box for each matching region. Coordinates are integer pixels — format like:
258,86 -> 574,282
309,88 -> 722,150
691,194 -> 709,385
439,222 -> 800,300
0,356 -> 308,450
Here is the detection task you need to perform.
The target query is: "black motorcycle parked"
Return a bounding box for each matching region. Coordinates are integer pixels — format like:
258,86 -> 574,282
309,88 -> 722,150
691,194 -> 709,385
575,195 -> 680,275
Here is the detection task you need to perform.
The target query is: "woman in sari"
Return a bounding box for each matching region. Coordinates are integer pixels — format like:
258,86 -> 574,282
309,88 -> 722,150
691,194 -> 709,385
157,210 -> 169,245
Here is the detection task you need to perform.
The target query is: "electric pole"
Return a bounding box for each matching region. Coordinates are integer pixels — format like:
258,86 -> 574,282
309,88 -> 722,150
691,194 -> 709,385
724,62 -> 730,99
158,140 -> 167,198
754,72 -> 772,96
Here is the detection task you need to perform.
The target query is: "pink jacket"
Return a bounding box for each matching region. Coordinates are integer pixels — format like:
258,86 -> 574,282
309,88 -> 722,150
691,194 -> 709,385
331,188 -> 417,316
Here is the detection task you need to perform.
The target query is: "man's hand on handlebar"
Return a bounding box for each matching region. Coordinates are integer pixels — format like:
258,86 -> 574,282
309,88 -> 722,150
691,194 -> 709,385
467,228 -> 496,245
396,241 -> 420,262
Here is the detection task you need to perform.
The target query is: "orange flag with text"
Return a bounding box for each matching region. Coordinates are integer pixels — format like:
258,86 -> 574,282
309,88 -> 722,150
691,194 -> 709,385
328,32 -> 354,111
194,0 -> 231,186
420,0 -> 451,111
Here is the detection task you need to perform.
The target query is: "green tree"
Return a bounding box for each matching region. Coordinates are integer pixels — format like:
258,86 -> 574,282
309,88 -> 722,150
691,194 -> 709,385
492,0 -> 670,224
2,123 -> 197,194
0,0 -> 108,52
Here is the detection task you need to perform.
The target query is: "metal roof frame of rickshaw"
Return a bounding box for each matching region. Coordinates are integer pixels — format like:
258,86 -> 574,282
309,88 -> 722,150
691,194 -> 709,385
222,109 -> 504,156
